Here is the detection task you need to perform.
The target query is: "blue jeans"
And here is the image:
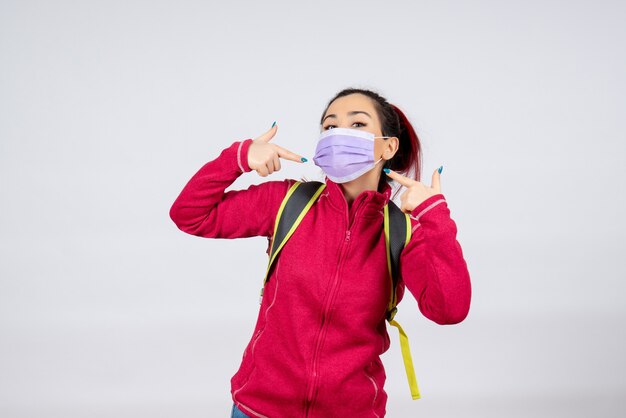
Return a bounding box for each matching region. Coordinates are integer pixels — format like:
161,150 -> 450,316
231,402 -> 250,418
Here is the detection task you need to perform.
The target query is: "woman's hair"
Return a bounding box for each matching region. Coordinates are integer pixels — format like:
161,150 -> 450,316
318,87 -> 422,199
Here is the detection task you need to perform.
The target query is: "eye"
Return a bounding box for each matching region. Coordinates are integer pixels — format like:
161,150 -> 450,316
322,122 -> 366,130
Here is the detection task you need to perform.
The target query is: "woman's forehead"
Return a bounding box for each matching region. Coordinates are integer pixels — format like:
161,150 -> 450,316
324,95 -> 378,122
327,94 -> 374,112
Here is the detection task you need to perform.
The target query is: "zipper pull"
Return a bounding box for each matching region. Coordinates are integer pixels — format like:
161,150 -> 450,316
345,230 -> 351,241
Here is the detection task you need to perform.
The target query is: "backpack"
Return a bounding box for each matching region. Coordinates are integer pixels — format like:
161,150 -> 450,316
258,180 -> 421,400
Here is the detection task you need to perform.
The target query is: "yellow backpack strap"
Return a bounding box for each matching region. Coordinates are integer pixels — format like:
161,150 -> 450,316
259,181 -> 326,302
384,203 -> 420,400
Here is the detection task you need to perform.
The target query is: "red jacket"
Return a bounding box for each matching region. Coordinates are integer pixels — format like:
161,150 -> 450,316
169,138 -> 472,418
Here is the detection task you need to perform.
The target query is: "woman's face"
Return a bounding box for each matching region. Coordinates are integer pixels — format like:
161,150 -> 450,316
320,93 -> 397,163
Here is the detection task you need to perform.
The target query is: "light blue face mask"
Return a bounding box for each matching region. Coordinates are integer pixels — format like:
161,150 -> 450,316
312,127 -> 391,183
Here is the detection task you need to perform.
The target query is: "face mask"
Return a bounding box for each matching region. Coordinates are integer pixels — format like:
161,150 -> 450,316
312,127 -> 391,183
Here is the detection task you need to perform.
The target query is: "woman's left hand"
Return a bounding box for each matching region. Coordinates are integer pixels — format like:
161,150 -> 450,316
384,167 -> 442,214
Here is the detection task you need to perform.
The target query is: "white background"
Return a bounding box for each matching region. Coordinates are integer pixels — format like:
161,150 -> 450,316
1,0 -> 625,417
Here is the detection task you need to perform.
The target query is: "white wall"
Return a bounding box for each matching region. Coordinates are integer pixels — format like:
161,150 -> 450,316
1,0 -> 625,416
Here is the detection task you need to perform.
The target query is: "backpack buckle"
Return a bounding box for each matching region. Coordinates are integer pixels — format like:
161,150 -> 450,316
386,306 -> 398,321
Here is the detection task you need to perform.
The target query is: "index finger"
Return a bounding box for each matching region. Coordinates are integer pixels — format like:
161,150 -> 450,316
275,144 -> 306,163
384,169 -> 416,188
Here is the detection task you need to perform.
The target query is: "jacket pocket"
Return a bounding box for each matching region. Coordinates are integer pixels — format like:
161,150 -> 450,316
363,360 -> 387,417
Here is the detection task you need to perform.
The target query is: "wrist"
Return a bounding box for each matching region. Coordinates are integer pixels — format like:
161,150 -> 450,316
410,193 -> 446,220
237,138 -> 254,173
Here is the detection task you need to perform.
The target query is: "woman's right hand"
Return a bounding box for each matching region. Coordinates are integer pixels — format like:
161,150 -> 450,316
247,123 -> 306,177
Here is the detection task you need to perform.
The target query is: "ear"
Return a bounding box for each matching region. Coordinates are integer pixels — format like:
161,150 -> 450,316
382,136 -> 400,159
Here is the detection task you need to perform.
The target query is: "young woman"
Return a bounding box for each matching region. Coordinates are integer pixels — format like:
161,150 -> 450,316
169,87 -> 472,418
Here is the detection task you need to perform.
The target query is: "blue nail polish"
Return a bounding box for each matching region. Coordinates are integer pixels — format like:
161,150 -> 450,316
271,121 -> 276,128
438,165 -> 443,174
301,157 -> 307,162
383,168 -> 390,174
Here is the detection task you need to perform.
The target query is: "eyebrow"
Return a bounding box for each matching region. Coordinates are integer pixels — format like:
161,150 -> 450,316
322,111 -> 372,123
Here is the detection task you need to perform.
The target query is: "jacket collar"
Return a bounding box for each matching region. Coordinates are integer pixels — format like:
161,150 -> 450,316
322,175 -> 393,216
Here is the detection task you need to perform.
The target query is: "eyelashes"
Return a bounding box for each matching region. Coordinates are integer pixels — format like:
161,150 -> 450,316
323,122 -> 367,130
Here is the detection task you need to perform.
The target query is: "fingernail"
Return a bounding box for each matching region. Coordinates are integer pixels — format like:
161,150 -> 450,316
301,157 -> 308,162
383,168 -> 390,174
271,121 -> 276,128
438,165 -> 443,174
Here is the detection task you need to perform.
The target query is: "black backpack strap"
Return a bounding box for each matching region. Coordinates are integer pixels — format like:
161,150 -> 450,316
260,181 -> 326,299
384,200 -> 412,320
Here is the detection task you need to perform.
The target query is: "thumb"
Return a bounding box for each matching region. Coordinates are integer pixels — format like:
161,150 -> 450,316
255,122 -> 278,143
431,166 -> 442,193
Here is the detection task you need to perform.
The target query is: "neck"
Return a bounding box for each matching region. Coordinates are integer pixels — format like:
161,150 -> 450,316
339,169 -> 384,208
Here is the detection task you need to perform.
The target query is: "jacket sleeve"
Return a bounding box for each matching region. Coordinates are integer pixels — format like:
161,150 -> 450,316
169,138 -> 294,239
398,193 -> 472,325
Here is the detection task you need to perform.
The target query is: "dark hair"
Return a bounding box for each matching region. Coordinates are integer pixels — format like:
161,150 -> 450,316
319,87 -> 422,199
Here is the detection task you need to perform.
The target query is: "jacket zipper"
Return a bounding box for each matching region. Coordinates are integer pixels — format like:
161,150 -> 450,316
304,202 -> 363,417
